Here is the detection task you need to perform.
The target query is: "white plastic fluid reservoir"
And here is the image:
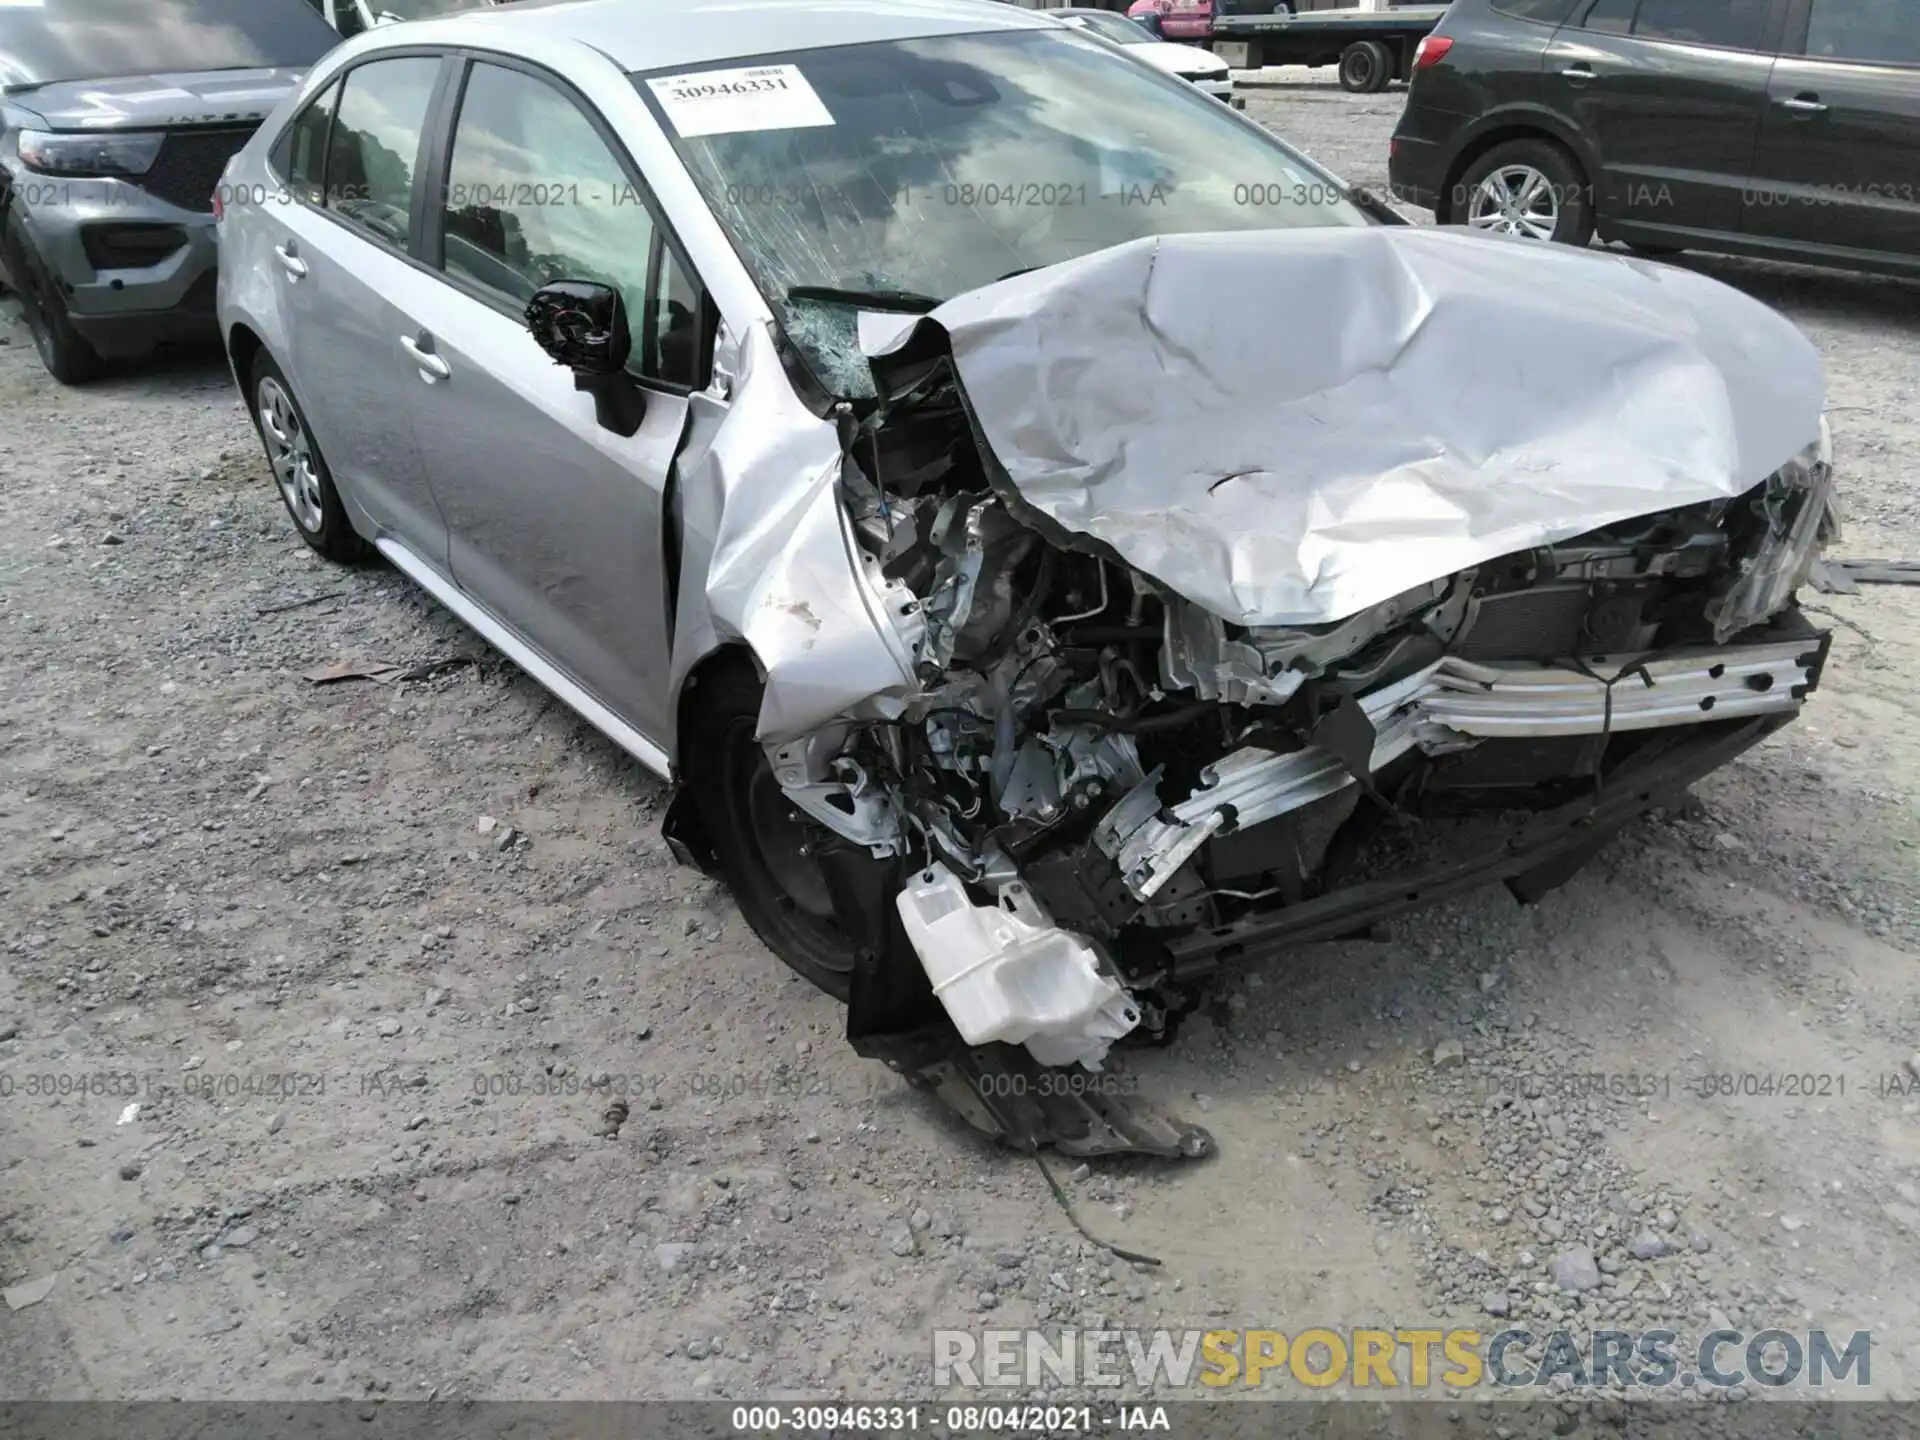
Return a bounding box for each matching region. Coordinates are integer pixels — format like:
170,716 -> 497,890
894,864 -> 1140,1070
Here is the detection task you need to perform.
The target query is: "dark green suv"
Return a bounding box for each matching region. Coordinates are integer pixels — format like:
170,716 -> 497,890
1389,0 -> 1920,278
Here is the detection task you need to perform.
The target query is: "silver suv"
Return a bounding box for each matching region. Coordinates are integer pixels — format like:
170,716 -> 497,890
0,0 -> 339,382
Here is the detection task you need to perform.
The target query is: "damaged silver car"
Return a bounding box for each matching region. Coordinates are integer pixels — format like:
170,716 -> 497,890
217,0 -> 1836,1157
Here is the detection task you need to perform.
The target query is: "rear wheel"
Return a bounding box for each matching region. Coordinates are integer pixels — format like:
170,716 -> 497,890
3,215 -> 103,385
249,354 -> 367,562
684,662 -> 862,1002
1338,39 -> 1392,94
1456,138 -> 1596,247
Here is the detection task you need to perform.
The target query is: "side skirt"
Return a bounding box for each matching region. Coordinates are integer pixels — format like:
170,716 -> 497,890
373,537 -> 672,782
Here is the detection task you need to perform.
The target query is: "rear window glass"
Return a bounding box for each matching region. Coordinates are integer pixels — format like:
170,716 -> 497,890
324,56 -> 441,249
1579,0 -> 1640,33
0,0 -> 339,88
1629,0 -> 1768,49
1804,0 -> 1920,66
1491,0 -> 1581,23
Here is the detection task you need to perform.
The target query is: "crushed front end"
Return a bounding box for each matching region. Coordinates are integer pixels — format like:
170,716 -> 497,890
683,228 -> 1838,1158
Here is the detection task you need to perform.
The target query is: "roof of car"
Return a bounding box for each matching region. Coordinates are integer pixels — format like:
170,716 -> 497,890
416,0 -> 1058,73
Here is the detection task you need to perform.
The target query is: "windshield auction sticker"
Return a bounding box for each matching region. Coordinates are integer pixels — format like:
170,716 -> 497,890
646,64 -> 835,138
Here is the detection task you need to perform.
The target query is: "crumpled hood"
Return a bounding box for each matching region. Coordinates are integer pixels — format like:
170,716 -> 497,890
865,226 -> 1826,628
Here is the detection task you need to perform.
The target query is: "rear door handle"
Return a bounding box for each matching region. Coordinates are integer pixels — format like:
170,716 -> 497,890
401,332 -> 451,383
1779,94 -> 1827,115
273,242 -> 308,279
1560,63 -> 1597,80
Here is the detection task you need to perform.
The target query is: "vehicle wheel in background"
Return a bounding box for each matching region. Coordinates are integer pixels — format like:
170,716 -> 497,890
683,661 -> 862,1003
1338,39 -> 1392,93
3,215 -> 104,385
1457,138 -> 1596,247
249,354 -> 367,562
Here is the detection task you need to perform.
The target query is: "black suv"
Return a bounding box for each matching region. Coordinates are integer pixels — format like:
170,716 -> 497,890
1388,0 -> 1919,278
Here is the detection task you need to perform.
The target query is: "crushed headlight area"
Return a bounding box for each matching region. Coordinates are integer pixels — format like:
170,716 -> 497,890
669,228 -> 1838,1159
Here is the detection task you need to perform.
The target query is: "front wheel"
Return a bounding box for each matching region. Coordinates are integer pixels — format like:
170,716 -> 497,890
1339,39 -> 1392,94
683,662 -> 862,1002
1455,139 -> 1596,247
4,215 -> 103,385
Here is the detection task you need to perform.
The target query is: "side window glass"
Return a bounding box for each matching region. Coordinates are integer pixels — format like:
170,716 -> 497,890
1630,0 -> 1768,50
1805,0 -> 1920,65
1580,0 -> 1640,34
325,56 -> 441,249
649,244 -> 702,389
441,63 -> 700,385
280,79 -> 340,204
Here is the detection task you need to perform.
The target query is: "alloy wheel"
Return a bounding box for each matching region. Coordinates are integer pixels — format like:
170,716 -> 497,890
257,375 -> 325,533
1466,163 -> 1560,241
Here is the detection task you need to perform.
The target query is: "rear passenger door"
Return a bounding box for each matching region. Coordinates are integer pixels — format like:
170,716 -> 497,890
266,53 -> 453,569
1743,0 -> 1920,262
1543,0 -> 1787,237
403,57 -> 709,743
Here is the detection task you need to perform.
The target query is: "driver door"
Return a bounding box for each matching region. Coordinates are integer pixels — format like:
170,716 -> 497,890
401,58 -> 709,743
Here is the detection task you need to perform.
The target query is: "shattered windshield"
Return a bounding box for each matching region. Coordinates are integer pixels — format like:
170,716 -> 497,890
633,28 -> 1370,395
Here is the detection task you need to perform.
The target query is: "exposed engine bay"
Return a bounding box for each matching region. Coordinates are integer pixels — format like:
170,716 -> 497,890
772,366 -> 1834,1077
668,227 -> 1839,1158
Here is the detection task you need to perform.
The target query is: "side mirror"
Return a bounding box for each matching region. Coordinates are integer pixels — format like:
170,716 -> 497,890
526,280 -> 645,436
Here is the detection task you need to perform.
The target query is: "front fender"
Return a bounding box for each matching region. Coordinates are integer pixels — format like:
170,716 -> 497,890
664,320 -> 919,768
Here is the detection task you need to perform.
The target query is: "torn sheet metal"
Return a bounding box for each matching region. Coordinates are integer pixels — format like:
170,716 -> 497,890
869,226 -> 1827,628
684,321 -> 921,743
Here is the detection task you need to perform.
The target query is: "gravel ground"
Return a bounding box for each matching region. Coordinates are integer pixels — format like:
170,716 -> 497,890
3,73 -> 1920,1422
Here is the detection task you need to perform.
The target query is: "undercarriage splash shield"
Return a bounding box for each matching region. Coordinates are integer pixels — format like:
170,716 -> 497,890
861,1025 -> 1214,1161
864,227 -> 1826,628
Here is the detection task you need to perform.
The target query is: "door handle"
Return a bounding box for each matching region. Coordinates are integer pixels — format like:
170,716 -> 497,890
273,242 -> 308,279
1560,63 -> 1597,80
1779,94 -> 1827,115
400,333 -> 451,383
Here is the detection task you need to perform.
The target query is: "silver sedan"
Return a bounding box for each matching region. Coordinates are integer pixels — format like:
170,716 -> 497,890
218,0 -> 1835,1155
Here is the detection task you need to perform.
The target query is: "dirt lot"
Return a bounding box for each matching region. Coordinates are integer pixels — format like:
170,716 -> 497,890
4,74 -> 1920,1417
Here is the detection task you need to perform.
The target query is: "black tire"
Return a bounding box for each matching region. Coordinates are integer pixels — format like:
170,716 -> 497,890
1453,138 -> 1596,248
683,662 -> 862,1002
248,353 -> 367,562
3,214 -> 104,385
1339,39 -> 1392,94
